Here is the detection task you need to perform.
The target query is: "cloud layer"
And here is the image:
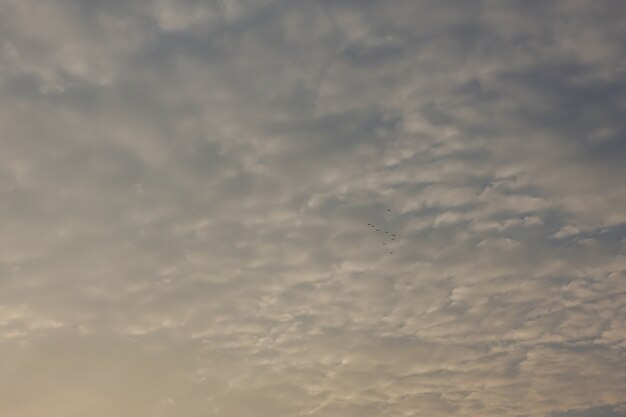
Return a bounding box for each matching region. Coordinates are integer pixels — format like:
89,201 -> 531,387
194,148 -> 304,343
1,1 -> 626,416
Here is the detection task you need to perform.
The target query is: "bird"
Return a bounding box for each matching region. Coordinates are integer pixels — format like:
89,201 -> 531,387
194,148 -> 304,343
383,242 -> 386,245
386,209 -> 391,211
391,238 -> 396,241
375,229 -> 380,231
389,252 -> 393,254
385,231 -> 389,233
392,234 -> 396,237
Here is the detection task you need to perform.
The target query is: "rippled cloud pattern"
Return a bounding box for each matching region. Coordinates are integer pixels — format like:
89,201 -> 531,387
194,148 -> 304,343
1,1 -> 626,416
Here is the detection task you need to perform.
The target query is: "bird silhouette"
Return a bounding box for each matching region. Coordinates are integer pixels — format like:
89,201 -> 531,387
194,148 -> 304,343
367,211 -> 399,255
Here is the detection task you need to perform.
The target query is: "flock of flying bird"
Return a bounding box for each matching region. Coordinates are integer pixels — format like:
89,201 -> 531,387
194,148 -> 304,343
367,208 -> 397,254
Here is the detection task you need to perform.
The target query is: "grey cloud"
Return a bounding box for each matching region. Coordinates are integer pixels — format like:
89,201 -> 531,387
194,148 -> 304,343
2,0 -> 626,416
550,404 -> 626,417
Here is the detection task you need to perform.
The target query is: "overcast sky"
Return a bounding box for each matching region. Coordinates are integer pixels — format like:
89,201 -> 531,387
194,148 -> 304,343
1,1 -> 626,416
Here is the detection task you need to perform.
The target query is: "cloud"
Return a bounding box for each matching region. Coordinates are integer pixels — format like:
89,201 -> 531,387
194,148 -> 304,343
1,0 -> 625,416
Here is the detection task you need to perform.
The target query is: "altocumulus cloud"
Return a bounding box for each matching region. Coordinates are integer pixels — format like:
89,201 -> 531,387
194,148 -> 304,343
1,1 -> 626,416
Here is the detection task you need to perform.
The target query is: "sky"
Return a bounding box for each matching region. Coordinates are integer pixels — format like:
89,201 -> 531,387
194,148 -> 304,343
1,1 -> 626,416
